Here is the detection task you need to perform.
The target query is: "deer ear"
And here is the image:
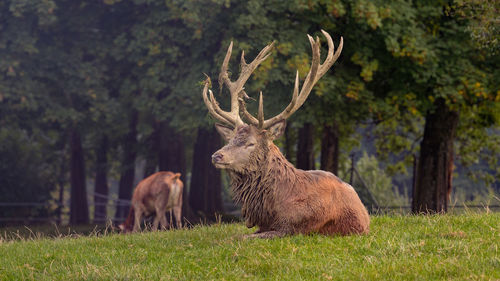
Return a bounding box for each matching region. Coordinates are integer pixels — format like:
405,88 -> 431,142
267,120 -> 286,140
215,123 -> 234,141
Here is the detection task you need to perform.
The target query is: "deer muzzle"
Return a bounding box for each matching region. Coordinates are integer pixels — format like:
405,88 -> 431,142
211,151 -> 226,167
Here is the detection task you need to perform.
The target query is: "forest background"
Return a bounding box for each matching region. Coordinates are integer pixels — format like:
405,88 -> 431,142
0,0 -> 498,226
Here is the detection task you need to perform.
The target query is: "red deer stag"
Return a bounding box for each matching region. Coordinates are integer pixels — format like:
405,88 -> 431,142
202,30 -> 369,238
119,171 -> 183,232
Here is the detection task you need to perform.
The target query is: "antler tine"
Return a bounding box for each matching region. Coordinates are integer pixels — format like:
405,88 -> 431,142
218,41 -> 233,93
218,41 -> 241,117
208,90 -> 241,126
202,76 -> 236,127
294,34 -> 321,107
315,30 -> 343,80
240,51 -> 247,67
254,71 -> 299,128
234,41 -> 275,95
258,92 -> 264,128
262,31 -> 342,129
203,31 -> 341,130
215,40 -> 275,127
236,42 -> 274,128
238,96 -> 259,125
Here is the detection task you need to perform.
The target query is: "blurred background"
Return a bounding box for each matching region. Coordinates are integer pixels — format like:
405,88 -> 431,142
0,0 -> 498,228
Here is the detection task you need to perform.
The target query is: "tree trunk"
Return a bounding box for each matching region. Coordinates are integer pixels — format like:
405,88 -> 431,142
155,120 -> 194,223
157,120 -> 170,172
189,127 -> 223,218
320,122 -> 340,175
412,98 -> 459,214
143,156 -> 157,178
157,121 -> 186,175
206,130 -> 223,214
143,123 -> 158,178
56,138 -> 67,225
93,136 -> 109,224
69,128 -> 89,225
115,111 -> 138,222
296,122 -> 315,170
57,174 -> 64,225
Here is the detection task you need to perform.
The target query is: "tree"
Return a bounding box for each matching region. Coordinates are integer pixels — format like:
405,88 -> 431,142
296,123 -> 316,170
321,123 -> 340,174
307,0 -> 499,213
1,0 -> 497,226
93,136 -> 109,224
189,127 -> 223,218
157,121 -> 186,178
104,0 -> 228,221
40,0 -> 111,224
115,110 -> 138,221
69,128 -> 89,224
392,2 -> 499,213
0,129 -> 56,226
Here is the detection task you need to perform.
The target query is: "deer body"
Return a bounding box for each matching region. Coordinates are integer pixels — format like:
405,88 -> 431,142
214,125 -> 369,238
233,145 -> 368,236
203,30 -> 370,238
119,171 -> 183,232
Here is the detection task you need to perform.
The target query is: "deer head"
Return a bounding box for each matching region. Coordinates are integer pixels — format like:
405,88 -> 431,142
203,30 -> 343,173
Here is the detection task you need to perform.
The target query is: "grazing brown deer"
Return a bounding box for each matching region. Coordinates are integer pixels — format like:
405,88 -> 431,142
119,171 -> 183,232
202,30 -> 369,238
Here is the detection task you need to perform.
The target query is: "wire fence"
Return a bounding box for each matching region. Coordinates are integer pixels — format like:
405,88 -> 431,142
0,192 -> 131,225
1,198 -> 499,225
368,204 -> 500,214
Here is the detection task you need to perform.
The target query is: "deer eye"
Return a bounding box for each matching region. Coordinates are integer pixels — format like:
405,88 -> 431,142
245,143 -> 255,148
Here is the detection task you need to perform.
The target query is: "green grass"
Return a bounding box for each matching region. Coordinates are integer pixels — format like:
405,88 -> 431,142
0,224 -> 115,241
0,213 -> 499,280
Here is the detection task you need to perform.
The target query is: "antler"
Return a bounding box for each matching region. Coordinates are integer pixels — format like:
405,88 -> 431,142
240,30 -> 343,129
202,30 -> 342,129
202,40 -> 275,128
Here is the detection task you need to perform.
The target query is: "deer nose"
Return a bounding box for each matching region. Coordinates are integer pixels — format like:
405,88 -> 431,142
212,152 -> 224,164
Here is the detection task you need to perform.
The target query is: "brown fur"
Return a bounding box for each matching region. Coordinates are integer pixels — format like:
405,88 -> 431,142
213,123 -> 369,238
119,171 -> 183,232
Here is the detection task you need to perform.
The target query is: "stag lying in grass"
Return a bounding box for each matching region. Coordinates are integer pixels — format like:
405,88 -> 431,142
202,30 -> 369,238
119,171 -> 183,232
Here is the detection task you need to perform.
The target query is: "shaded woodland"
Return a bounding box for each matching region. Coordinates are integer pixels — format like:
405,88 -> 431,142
0,0 -> 498,225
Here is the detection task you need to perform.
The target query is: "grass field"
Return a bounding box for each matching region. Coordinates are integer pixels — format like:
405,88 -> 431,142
0,213 -> 499,280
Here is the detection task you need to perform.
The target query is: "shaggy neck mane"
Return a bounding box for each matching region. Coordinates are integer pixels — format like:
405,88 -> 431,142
229,143 -> 297,228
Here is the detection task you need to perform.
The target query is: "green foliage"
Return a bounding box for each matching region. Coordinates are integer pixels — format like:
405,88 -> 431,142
1,214 -> 499,279
0,128 -> 57,224
0,0 -> 498,215
316,0 -> 500,187
451,173 -> 499,206
354,152 -> 409,206
450,0 -> 499,54
456,119 -> 500,186
374,109 -> 424,176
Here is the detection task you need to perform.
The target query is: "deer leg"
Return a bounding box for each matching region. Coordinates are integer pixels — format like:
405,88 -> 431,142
133,208 -> 143,232
155,203 -> 168,230
243,230 -> 286,239
167,210 -> 173,229
159,211 -> 168,230
152,214 -> 161,231
173,206 -> 182,228
252,228 -> 266,234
